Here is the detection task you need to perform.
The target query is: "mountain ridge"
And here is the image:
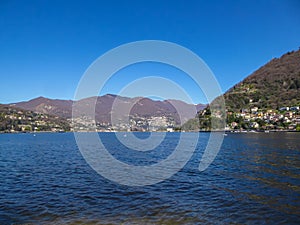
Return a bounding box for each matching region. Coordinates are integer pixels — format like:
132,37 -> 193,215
8,94 -> 206,126
4,49 -> 300,132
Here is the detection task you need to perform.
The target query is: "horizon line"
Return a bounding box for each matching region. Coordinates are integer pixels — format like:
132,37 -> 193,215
4,93 -> 208,105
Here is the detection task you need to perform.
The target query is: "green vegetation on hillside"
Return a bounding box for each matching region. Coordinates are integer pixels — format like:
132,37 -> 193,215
0,104 -> 70,132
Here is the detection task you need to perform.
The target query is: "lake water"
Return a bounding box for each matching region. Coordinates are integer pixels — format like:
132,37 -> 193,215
0,132 -> 299,224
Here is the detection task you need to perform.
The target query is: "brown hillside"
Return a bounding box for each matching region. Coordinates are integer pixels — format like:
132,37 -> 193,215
224,49 -> 300,111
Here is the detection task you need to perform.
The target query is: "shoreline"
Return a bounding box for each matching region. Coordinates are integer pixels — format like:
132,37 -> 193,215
1,130 -> 299,134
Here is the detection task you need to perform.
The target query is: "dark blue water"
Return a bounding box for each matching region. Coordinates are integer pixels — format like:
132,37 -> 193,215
0,132 -> 299,224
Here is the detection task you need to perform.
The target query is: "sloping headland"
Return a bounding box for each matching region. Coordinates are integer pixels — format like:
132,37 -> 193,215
187,49 -> 300,132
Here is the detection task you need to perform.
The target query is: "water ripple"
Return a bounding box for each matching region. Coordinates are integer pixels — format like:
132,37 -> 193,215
0,132 -> 299,224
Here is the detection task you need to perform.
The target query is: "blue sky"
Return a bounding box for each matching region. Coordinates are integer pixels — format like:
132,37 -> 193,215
0,0 -> 299,104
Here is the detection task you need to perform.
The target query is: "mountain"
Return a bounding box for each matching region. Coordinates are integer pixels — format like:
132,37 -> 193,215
10,95 -> 206,126
10,96 -> 73,118
181,50 -> 300,131
185,49 -> 300,132
224,49 -> 300,111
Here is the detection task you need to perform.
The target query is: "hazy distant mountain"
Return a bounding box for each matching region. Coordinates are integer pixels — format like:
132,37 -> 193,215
10,94 -> 206,125
224,49 -> 300,111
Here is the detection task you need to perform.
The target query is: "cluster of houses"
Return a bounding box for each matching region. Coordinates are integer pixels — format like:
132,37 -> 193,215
71,115 -> 176,132
226,106 -> 300,131
1,109 -> 68,132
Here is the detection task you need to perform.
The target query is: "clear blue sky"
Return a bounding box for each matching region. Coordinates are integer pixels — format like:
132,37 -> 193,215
0,0 -> 299,104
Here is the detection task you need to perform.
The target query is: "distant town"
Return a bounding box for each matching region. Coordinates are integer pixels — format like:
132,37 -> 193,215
71,115 -> 177,132
1,104 -> 300,133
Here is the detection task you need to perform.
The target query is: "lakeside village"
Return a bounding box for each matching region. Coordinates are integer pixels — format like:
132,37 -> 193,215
0,107 -> 70,133
1,105 -> 300,133
223,106 -> 300,132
